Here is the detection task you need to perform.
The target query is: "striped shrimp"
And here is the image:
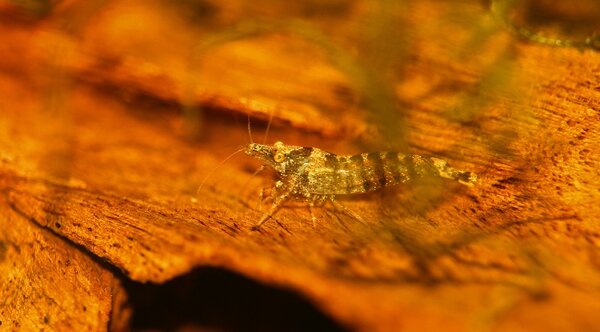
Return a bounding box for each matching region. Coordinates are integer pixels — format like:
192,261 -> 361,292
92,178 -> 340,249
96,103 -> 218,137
246,141 -> 477,229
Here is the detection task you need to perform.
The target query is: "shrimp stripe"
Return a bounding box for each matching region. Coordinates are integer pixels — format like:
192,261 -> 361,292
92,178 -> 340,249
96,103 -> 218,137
324,153 -> 339,184
367,152 -> 387,189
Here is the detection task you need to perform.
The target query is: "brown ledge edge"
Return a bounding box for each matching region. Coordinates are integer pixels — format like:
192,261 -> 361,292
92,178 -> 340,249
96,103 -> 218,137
1,184 -> 349,331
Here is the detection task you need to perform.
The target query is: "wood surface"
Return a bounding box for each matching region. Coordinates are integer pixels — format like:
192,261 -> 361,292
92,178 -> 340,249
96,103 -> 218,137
0,0 -> 599,331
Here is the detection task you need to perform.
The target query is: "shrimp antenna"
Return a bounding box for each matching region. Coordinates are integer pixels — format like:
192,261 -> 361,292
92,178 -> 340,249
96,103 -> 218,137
262,110 -> 274,144
247,112 -> 254,144
196,147 -> 246,195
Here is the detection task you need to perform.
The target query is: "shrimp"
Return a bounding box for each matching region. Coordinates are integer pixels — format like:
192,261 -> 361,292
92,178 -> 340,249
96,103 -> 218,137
246,141 -> 477,229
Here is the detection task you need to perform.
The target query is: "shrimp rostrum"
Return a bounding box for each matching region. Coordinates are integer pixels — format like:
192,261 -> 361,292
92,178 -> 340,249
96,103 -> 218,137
245,141 -> 477,229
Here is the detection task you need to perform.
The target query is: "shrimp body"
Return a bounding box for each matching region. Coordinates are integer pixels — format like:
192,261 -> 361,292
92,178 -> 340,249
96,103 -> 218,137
245,141 -> 476,228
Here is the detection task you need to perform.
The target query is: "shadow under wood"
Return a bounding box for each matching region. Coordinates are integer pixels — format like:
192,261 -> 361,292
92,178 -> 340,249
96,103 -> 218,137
125,267 -> 349,332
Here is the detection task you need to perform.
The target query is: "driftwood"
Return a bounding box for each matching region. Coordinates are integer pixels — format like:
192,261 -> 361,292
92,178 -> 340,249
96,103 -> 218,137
0,179 -> 129,331
1,0 -> 599,331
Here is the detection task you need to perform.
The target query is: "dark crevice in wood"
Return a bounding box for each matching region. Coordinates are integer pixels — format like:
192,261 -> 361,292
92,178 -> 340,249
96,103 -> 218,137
125,266 -> 349,332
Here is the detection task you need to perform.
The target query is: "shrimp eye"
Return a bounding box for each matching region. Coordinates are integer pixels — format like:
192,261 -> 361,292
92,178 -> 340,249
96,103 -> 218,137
273,152 -> 285,163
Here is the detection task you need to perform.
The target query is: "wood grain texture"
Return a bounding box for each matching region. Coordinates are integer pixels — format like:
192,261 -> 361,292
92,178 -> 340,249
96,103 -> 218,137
0,182 -> 126,331
0,0 -> 599,331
